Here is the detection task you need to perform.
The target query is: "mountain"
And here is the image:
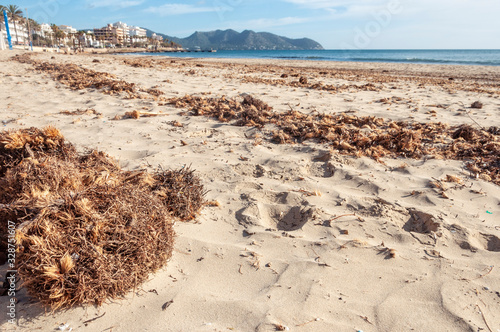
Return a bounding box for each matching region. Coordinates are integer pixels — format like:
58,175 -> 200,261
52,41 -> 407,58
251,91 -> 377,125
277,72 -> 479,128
144,28 -> 323,50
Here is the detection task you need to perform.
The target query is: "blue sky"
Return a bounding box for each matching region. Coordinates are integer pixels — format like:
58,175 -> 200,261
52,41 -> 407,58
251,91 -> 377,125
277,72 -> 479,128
10,0 -> 500,49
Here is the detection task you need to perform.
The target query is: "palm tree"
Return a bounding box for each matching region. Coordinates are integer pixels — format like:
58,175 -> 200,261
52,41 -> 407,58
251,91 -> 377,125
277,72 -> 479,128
76,30 -> 84,49
50,24 -> 58,46
58,31 -> 66,46
6,5 -> 23,45
29,19 -> 40,46
51,24 -> 66,47
0,6 -> 5,25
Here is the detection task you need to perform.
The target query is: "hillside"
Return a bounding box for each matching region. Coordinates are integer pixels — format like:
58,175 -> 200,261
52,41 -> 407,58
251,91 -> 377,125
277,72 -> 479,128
144,28 -> 323,50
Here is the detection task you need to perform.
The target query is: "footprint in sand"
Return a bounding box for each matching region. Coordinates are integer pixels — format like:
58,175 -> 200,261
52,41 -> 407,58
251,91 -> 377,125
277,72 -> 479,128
480,233 -> 500,252
403,210 -> 500,252
404,210 -> 441,234
232,163 -> 266,178
236,190 -> 317,231
307,160 -> 335,178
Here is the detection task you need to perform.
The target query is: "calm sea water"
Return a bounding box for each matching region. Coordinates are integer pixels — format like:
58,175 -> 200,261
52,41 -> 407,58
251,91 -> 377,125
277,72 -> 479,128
136,49 -> 500,66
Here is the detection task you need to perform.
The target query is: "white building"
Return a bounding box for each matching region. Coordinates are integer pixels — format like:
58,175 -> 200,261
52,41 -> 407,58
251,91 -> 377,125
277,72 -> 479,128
39,23 -> 52,38
59,25 -> 77,35
0,27 -> 6,50
152,33 -> 163,42
0,20 -> 28,45
129,25 -> 146,43
113,21 -> 128,30
112,21 -> 130,44
79,31 -> 95,47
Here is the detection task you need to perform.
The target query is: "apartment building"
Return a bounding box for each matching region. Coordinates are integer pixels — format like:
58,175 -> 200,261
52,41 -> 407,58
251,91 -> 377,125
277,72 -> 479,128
129,25 -> 147,43
94,24 -> 125,45
59,25 -> 77,35
112,21 -> 130,44
0,20 -> 28,45
39,23 -> 52,38
93,22 -> 147,45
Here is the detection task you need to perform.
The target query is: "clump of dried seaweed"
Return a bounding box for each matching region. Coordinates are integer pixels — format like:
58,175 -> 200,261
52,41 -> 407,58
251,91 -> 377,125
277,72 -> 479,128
168,94 -> 273,127
167,94 -> 500,185
0,126 -> 75,177
152,166 -> 207,221
10,53 -> 37,64
0,127 -> 205,309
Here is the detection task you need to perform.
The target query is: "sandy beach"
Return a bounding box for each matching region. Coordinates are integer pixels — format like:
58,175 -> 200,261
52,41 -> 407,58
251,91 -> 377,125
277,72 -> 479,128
1,50 -> 499,332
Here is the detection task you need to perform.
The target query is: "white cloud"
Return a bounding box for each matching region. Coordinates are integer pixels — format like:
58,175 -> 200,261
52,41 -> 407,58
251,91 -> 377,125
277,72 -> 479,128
246,17 -> 311,29
197,16 -> 312,32
143,4 -> 219,16
86,0 -> 145,9
282,0 -> 339,9
281,0 -> 404,19
283,0 -> 500,20
282,0 -> 388,10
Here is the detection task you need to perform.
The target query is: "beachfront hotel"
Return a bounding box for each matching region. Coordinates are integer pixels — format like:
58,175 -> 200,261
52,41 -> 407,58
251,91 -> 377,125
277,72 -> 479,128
58,25 -> 77,35
39,23 -> 52,38
93,22 -> 147,46
94,24 -> 124,45
0,19 -> 28,46
116,22 -> 148,44
0,18 -> 56,48
128,26 -> 147,44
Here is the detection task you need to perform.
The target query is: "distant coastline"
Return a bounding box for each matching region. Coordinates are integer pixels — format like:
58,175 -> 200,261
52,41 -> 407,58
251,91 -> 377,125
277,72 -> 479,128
143,29 -> 324,51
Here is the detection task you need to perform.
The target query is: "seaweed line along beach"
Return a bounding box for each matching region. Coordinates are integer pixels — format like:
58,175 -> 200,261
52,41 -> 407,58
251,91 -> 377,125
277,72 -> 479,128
0,49 -> 499,332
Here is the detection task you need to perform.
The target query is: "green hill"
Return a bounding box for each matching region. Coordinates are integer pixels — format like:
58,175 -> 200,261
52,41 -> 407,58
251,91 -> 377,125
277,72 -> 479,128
144,28 -> 323,50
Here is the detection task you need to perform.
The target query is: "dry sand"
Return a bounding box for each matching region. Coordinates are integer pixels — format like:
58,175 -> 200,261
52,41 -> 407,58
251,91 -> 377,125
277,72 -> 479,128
0,50 -> 499,332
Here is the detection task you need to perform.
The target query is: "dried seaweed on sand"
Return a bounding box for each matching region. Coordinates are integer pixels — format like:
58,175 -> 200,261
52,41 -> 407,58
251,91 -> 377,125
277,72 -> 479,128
34,61 -> 136,95
0,127 -> 205,309
168,94 -> 273,127
11,54 -> 163,99
168,94 -> 500,185
240,75 -> 381,94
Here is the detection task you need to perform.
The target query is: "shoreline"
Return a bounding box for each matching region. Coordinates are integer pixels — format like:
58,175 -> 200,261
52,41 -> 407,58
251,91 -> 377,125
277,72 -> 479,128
119,48 -> 500,67
1,50 -> 499,332
5,46 -> 500,68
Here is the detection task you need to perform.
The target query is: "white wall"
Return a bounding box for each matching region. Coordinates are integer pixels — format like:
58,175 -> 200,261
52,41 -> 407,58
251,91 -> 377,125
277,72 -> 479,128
0,33 -> 5,50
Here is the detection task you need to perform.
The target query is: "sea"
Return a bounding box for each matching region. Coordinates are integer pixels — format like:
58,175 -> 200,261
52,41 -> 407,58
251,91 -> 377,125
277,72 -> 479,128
135,49 -> 500,66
